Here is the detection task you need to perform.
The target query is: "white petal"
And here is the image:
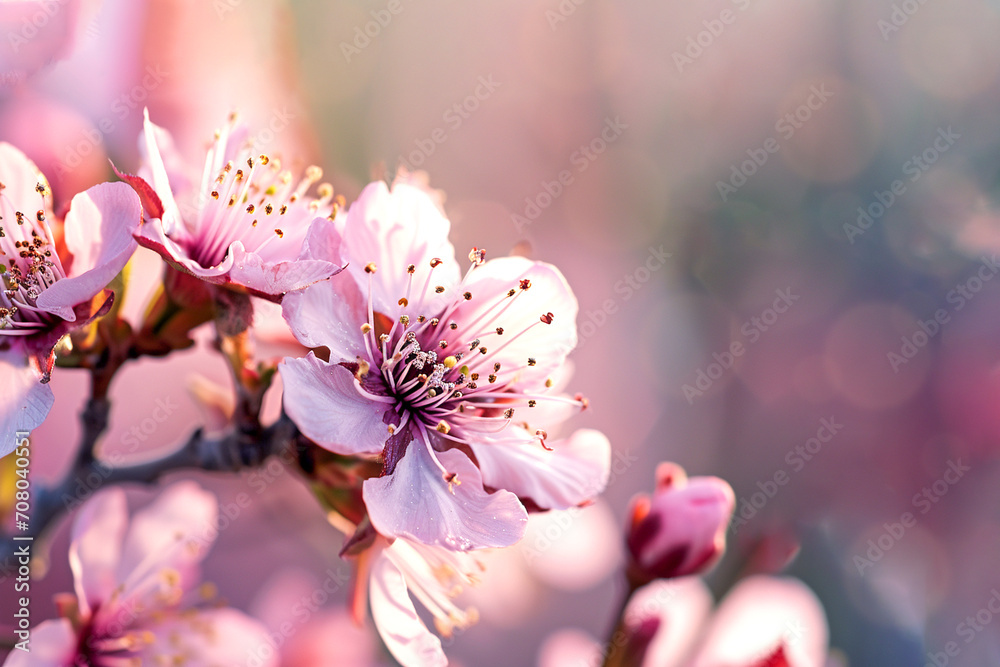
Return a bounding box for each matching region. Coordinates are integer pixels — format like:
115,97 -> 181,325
369,551 -> 448,667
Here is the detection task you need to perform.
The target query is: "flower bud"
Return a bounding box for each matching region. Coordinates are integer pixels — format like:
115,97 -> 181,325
625,462 -> 735,585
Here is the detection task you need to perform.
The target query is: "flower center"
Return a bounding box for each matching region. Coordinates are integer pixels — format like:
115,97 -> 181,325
183,116 -> 339,268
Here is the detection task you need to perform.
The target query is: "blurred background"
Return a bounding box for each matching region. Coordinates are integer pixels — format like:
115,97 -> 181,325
3,0 -> 1000,664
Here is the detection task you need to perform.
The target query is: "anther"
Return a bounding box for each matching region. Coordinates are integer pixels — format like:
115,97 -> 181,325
365,262 -> 377,274
435,286 -> 445,294
527,358 -> 536,367
463,291 -> 472,300
495,327 -> 504,335
430,258 -> 443,268
503,408 -> 515,419
519,279 -> 531,290
361,323 -> 372,334
436,421 -> 451,434
540,312 -> 554,324
407,264 -> 416,274
398,297 -> 409,307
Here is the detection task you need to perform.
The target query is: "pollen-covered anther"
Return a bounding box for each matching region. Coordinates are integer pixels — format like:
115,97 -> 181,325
488,374 -> 497,383
35,210 -> 44,223
519,279 -> 531,290
479,346 -> 487,355
463,291 -> 472,301
407,264 -> 416,274
545,378 -> 553,388
259,154 -> 270,165
387,424 -> 396,435
507,289 -> 516,297
528,400 -> 537,407
379,333 -> 389,345
317,183 -> 334,199
306,165 -> 323,181
527,357 -> 536,367
503,408 -> 515,419
264,203 -> 273,214
430,258 -> 443,268
436,421 -> 451,434
274,228 -> 284,238
469,247 -> 486,265
540,312 -> 555,324
575,393 -> 590,410
398,297 -> 409,307
361,323 -> 372,335
443,355 -> 458,369
355,359 -> 370,378
494,362 -> 501,372
246,204 -> 255,214
438,340 -> 448,349
435,286 -> 445,294
399,315 -> 410,327
449,322 -> 458,330
365,262 -> 377,274
470,373 -> 479,381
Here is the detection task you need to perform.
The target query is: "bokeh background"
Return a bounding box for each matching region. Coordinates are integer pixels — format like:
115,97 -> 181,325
3,0 -> 1000,664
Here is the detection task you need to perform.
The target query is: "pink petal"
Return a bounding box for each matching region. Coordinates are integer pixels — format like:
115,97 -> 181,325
35,183 -> 142,317
0,618 -> 77,667
139,109 -> 185,237
137,608 -> 279,667
449,256 -> 578,385
690,576 -> 829,667
363,442 -> 528,550
278,353 -> 388,455
116,482 -> 218,591
471,428 -> 611,510
626,578 -> 714,667
0,348 -> 53,455
369,551 -> 448,667
227,240 -> 341,298
342,181 -> 459,318
281,274 -> 367,361
69,487 -> 127,617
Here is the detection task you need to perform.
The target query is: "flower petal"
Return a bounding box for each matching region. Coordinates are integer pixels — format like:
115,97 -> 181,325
363,440 -> 528,550
690,576 -> 829,667
0,142 -> 49,209
448,256 -> 578,385
369,551 -> 448,667
0,618 -> 77,667
69,487 -> 127,617
0,348 -> 53,456
342,181 -> 459,318
139,109 -> 185,237
279,353 -> 388,455
227,239 -> 341,299
116,482 -> 218,590
471,428 -> 610,510
35,182 -> 142,317
281,274 -> 367,361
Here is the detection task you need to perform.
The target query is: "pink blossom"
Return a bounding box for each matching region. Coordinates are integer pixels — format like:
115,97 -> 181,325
2,482 -> 276,667
279,175 -> 611,551
625,462 -> 736,584
0,142 -> 141,455
132,110 -> 343,300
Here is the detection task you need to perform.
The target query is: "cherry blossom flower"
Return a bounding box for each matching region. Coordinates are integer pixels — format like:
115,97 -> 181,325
2,482 -> 276,667
625,462 -> 736,585
0,142 -> 141,455
279,175 -> 610,551
132,110 -> 343,300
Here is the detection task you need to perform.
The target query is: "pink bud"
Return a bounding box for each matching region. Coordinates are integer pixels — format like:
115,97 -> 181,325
625,462 -> 735,585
